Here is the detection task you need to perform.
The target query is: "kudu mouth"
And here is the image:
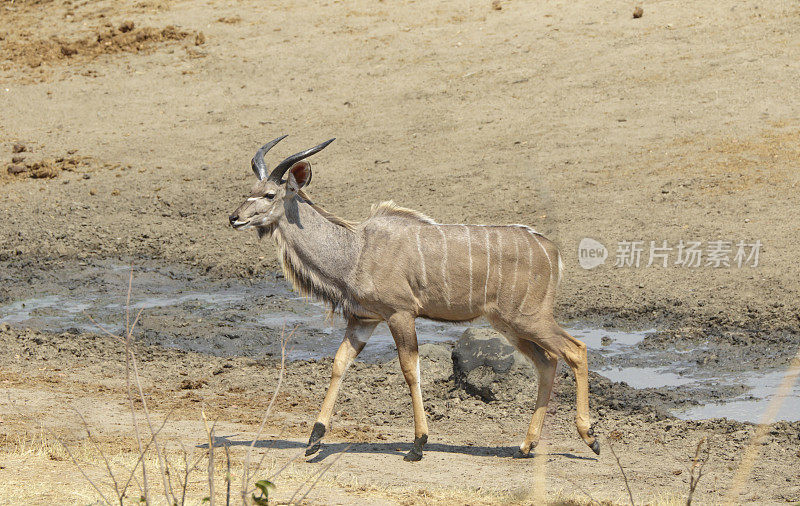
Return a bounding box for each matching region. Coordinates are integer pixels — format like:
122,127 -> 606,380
229,217 -> 249,229
229,208 -> 256,229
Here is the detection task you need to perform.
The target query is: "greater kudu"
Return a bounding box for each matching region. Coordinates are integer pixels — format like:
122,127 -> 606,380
229,136 -> 599,461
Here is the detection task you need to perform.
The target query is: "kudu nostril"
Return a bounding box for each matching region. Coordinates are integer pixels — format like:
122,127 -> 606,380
229,214 -> 239,225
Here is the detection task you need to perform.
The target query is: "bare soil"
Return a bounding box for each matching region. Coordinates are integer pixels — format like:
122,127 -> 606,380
2,325 -> 799,504
1,0 -> 800,503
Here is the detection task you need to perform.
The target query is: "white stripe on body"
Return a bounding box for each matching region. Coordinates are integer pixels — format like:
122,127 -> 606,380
496,231 -> 503,300
415,225 -> 428,285
508,233 -> 520,309
462,225 -> 473,310
518,232 -> 535,308
435,225 -> 451,308
483,227 -> 490,306
529,230 -> 554,289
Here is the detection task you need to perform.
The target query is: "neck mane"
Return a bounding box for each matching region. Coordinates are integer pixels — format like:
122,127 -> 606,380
264,192 -> 365,317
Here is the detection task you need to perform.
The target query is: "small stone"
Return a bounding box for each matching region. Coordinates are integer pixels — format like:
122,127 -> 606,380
29,160 -> 58,178
11,156 -> 24,163
633,6 -> 643,18
89,188 -> 97,195
111,189 -> 120,196
180,379 -> 207,390
12,143 -> 26,153
119,21 -> 135,33
7,164 -> 26,175
195,31 -> 206,45
491,0 -> 502,10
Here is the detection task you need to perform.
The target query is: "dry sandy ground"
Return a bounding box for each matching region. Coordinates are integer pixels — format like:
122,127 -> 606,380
1,0 -> 800,503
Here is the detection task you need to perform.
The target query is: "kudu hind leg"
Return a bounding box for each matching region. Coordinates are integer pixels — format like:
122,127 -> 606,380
306,318 -> 379,456
509,338 -> 558,458
542,324 -> 599,455
387,312 -> 429,462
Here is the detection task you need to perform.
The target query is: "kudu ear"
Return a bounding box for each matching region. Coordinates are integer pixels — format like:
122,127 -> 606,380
286,161 -> 312,194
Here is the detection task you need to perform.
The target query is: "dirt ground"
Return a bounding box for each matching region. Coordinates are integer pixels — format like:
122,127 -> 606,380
1,0 -> 800,503
2,326 -> 799,504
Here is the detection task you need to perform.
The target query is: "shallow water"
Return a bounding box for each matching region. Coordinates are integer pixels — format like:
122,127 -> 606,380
675,371 -> 800,423
1,260 -> 797,422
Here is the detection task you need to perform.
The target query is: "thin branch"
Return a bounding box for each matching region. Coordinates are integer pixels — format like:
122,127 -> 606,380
163,446 -> 178,506
686,438 -> 709,506
84,313 -> 125,344
6,394 -> 112,505
59,435 -> 115,504
86,275 -> 151,504
178,441 -> 204,506
240,435 -> 330,498
250,426 -> 288,489
120,414 -> 171,499
202,408 -> 216,506
125,324 -> 150,504
73,408 -> 122,502
265,437 -> 320,487
242,325 -> 293,497
561,473 -> 601,506
293,443 -> 353,505
608,440 -> 635,506
128,306 -> 145,338
224,443 -> 231,506
129,337 -> 170,504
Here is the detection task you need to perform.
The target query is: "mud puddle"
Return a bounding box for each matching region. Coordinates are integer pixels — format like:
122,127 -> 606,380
0,259 -> 471,362
0,259 -> 797,422
571,326 -> 800,422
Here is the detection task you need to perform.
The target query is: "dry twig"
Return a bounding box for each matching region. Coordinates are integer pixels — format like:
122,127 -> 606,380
686,437 -> 709,505
608,439 -> 635,506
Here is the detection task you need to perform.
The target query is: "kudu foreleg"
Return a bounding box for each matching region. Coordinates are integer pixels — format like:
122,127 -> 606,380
306,318 -> 379,456
387,312 -> 429,462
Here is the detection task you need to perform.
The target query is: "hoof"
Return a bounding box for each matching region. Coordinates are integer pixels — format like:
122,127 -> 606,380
512,448 -> 532,459
305,442 -> 321,457
513,441 -> 536,459
404,434 -> 427,462
404,448 -> 423,461
589,439 -> 600,455
305,422 -> 326,457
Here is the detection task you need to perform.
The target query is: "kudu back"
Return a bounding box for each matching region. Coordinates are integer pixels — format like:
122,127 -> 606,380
229,136 -> 598,461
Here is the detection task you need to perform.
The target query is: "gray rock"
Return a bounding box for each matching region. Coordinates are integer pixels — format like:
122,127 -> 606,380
418,343 -> 454,382
387,343 -> 453,384
452,327 -> 537,402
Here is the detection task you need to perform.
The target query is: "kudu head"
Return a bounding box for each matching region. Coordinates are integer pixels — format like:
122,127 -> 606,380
229,136 -> 334,230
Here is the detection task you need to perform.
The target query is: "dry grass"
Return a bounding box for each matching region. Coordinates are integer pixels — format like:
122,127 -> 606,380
2,432 -> 616,505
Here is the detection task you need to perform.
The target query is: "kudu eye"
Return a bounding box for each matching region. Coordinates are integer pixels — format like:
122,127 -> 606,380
265,192 -> 276,200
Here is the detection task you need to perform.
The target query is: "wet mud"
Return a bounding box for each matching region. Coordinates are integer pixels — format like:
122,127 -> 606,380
2,257 -> 797,422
